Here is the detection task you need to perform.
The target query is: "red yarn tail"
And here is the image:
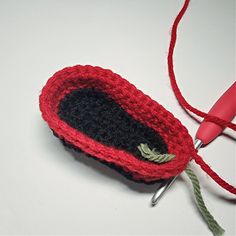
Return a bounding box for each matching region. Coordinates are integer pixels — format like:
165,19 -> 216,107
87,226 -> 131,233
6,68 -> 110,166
193,153 -> 236,195
168,0 -> 236,131
168,0 -> 236,194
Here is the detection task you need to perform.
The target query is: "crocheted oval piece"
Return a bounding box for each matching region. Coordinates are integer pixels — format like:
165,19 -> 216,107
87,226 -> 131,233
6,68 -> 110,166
39,65 -> 195,182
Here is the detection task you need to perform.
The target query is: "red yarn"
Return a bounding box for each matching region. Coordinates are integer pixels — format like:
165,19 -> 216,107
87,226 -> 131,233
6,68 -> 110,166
193,153 -> 236,194
168,0 -> 236,194
40,65 -> 194,182
168,0 -> 236,131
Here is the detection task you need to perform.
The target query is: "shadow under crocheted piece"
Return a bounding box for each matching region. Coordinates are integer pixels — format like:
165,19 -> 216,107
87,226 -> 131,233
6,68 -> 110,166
58,88 -> 168,179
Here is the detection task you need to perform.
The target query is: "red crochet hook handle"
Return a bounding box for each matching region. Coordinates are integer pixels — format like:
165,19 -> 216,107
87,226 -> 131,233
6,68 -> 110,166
196,82 -> 236,145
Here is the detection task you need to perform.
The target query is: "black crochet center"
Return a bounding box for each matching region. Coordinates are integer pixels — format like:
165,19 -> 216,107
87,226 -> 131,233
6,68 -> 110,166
58,88 -> 168,160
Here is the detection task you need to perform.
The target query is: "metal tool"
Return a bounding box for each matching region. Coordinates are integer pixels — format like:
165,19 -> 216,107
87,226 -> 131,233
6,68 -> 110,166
152,81 -> 236,206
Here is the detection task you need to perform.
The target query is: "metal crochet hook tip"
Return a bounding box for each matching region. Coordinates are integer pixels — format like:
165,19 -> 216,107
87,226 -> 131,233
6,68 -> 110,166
151,139 -> 203,206
194,139 -> 203,150
151,176 -> 177,206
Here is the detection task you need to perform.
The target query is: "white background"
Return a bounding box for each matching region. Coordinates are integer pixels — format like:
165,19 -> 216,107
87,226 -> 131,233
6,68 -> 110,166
0,0 -> 235,235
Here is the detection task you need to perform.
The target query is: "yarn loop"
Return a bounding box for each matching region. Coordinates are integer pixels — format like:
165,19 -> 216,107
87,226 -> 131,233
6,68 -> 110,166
168,0 -> 236,131
167,0 -> 236,195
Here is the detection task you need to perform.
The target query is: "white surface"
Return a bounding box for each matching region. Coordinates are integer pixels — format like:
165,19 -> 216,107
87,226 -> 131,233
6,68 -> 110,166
0,0 -> 235,235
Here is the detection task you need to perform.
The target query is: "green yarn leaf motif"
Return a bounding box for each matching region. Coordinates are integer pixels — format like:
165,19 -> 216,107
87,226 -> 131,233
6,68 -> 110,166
137,143 -> 175,163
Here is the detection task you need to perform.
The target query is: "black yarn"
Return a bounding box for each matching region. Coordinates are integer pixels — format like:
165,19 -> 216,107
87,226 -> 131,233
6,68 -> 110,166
54,131 -> 157,184
58,88 -> 168,160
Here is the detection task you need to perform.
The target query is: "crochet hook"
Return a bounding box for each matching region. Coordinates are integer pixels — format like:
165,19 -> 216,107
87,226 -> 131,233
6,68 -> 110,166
152,81 -> 236,205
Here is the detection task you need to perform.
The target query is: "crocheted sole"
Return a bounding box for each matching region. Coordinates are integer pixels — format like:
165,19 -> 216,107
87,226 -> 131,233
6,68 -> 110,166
39,65 -> 195,182
58,88 -> 168,160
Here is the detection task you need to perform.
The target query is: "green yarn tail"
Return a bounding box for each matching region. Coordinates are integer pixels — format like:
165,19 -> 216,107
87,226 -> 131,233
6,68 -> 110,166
185,166 -> 225,236
138,143 -> 225,236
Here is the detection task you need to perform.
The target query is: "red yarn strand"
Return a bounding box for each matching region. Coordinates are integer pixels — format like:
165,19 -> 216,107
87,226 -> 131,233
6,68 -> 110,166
167,0 -> 236,131
169,0 -> 236,194
193,153 -> 236,194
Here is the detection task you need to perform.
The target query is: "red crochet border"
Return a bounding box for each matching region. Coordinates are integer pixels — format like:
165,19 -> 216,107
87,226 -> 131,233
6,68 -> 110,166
39,65 -> 195,182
